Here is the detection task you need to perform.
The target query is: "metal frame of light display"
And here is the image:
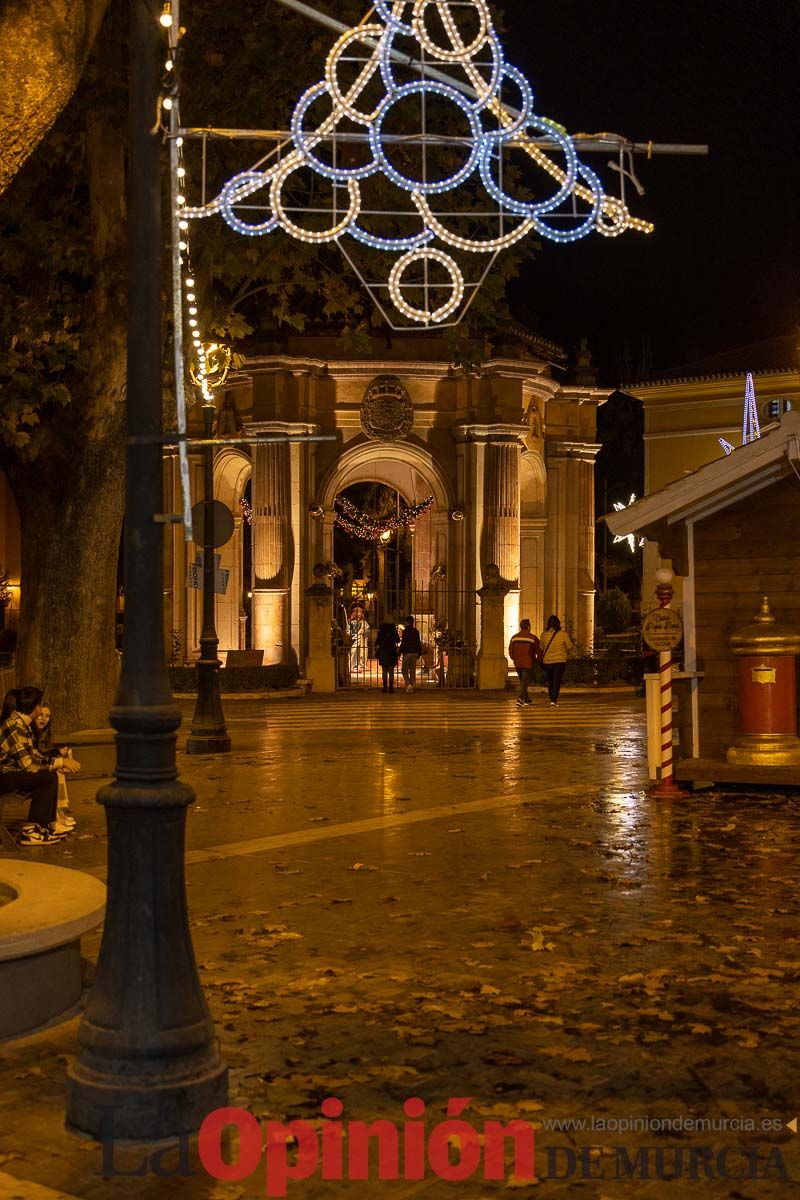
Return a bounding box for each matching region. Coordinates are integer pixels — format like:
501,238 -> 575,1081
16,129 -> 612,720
719,372 -> 761,456
184,0 -> 654,329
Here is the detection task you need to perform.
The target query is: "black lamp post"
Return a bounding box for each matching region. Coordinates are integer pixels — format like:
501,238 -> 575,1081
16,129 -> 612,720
187,401 -> 231,754
66,0 -> 227,1140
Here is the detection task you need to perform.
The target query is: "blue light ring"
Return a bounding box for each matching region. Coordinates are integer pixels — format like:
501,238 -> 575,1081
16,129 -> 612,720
478,63 -> 534,140
291,82 -> 380,182
219,170 -> 278,236
530,163 -> 603,243
348,223 -> 435,252
370,80 -> 483,195
478,118 -> 578,217
374,0 -> 415,36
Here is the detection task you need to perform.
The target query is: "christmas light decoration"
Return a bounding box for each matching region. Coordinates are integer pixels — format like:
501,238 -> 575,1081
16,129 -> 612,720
334,494 -> 434,541
612,494 -> 645,552
239,497 -> 253,526
185,0 -> 652,328
719,372 -> 761,456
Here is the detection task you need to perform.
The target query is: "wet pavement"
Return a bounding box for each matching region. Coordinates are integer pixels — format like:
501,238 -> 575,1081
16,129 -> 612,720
1,690 -> 799,1199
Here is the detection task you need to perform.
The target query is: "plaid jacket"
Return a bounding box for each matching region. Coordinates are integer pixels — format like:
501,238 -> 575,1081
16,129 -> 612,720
0,712 -> 54,774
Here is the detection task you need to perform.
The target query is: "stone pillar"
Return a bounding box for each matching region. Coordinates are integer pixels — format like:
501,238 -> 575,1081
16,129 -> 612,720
252,442 -> 291,663
544,441 -> 599,650
476,565 -> 512,690
483,441 -> 521,651
305,566 -> 336,693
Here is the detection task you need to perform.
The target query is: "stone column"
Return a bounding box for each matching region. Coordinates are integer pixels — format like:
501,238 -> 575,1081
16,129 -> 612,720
483,441 -> 521,650
304,566 -> 336,693
476,565 -> 512,690
252,441 -> 291,664
544,441 -> 599,650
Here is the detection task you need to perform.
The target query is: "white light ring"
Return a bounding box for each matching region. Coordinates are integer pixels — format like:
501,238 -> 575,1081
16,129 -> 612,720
374,0 -> 415,36
378,21 -> 502,113
478,117 -> 578,217
324,23 -> 387,124
270,153 -> 360,243
370,81 -> 483,195
389,247 -> 464,323
595,194 -> 630,238
412,0 -> 492,62
531,162 -> 603,243
479,63 -> 534,140
348,222 -> 435,252
412,192 -> 535,253
219,170 -> 278,236
291,82 -> 380,181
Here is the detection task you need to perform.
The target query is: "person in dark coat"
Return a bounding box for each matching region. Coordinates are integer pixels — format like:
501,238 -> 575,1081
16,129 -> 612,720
399,615 -> 423,693
375,617 -> 401,693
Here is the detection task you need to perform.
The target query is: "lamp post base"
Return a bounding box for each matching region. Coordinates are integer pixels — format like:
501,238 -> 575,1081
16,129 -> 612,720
67,1047 -> 227,1142
186,732 -> 232,754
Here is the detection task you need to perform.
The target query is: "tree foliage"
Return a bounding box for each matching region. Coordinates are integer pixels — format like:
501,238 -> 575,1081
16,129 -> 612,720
0,0 -> 109,195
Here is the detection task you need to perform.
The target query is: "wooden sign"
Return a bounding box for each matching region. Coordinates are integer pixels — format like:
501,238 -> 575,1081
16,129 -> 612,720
642,607 -> 683,652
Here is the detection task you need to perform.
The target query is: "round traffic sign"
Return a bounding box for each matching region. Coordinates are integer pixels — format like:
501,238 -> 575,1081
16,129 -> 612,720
191,500 -> 235,548
642,607 -> 683,652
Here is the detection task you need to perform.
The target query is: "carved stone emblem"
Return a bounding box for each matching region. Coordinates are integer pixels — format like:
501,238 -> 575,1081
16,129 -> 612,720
360,376 -> 413,442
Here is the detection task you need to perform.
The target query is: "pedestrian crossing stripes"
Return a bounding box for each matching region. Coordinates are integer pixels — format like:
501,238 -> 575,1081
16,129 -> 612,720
224,694 -> 644,736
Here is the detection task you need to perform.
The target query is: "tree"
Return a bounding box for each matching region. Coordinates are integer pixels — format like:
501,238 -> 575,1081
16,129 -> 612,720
0,0 -> 109,195
0,2 -> 126,730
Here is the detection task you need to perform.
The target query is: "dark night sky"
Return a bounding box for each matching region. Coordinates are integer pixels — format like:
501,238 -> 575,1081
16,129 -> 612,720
501,0 -> 800,378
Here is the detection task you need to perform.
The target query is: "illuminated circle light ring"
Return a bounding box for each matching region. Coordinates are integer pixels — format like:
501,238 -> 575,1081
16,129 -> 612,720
291,82 -> 380,182
348,220 -> 435,252
377,19 -> 502,113
388,247 -> 464,323
479,117 -> 578,218
219,170 -> 278,236
324,23 -> 387,124
531,163 -> 604,243
414,0 -> 492,62
478,63 -> 534,141
595,194 -> 630,238
412,192 -> 534,253
374,0 -> 416,36
370,80 -> 483,195
270,152 -> 361,242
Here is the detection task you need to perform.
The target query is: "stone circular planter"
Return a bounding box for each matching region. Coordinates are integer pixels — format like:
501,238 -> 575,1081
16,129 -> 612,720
0,862 -> 106,1039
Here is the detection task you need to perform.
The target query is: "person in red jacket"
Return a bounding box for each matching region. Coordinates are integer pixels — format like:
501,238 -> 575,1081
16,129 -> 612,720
508,619 -> 540,707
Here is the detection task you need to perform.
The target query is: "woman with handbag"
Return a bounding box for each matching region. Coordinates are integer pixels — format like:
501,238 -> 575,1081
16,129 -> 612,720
538,615 -> 573,707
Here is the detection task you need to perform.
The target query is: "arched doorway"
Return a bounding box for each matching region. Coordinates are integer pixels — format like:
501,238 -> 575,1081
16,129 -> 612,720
319,445 -> 474,688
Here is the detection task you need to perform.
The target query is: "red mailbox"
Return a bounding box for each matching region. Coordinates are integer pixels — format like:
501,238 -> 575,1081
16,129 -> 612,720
727,597 -> 800,766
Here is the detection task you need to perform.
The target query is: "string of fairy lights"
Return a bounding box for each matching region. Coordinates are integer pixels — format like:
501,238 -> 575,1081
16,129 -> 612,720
335,494 -> 434,541
159,1 -> 229,411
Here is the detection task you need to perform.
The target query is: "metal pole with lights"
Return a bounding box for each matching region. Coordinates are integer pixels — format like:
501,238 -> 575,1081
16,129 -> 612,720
66,0 -> 227,1140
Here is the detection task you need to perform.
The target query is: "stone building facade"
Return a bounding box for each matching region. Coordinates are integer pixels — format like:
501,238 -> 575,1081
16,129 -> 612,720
166,333 -> 608,671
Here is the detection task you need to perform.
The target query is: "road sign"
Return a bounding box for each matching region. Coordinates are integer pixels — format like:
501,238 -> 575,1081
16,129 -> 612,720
186,552 -> 230,595
190,500 -> 235,548
642,606 -> 683,652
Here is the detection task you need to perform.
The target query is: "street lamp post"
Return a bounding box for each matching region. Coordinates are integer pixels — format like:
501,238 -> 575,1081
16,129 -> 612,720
66,0 -> 227,1140
187,401 -> 231,754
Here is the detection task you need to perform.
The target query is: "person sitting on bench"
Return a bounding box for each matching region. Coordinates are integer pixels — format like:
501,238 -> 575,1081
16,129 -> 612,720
0,686 -> 81,846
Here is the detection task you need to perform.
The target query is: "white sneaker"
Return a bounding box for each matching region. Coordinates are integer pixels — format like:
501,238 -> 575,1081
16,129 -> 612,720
51,819 -> 75,836
58,812 -> 77,828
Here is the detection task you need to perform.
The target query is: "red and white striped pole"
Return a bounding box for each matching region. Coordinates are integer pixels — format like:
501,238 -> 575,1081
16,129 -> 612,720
651,568 -> 683,796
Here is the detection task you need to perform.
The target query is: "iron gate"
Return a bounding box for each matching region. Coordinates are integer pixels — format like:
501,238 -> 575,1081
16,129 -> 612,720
332,584 -> 477,690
